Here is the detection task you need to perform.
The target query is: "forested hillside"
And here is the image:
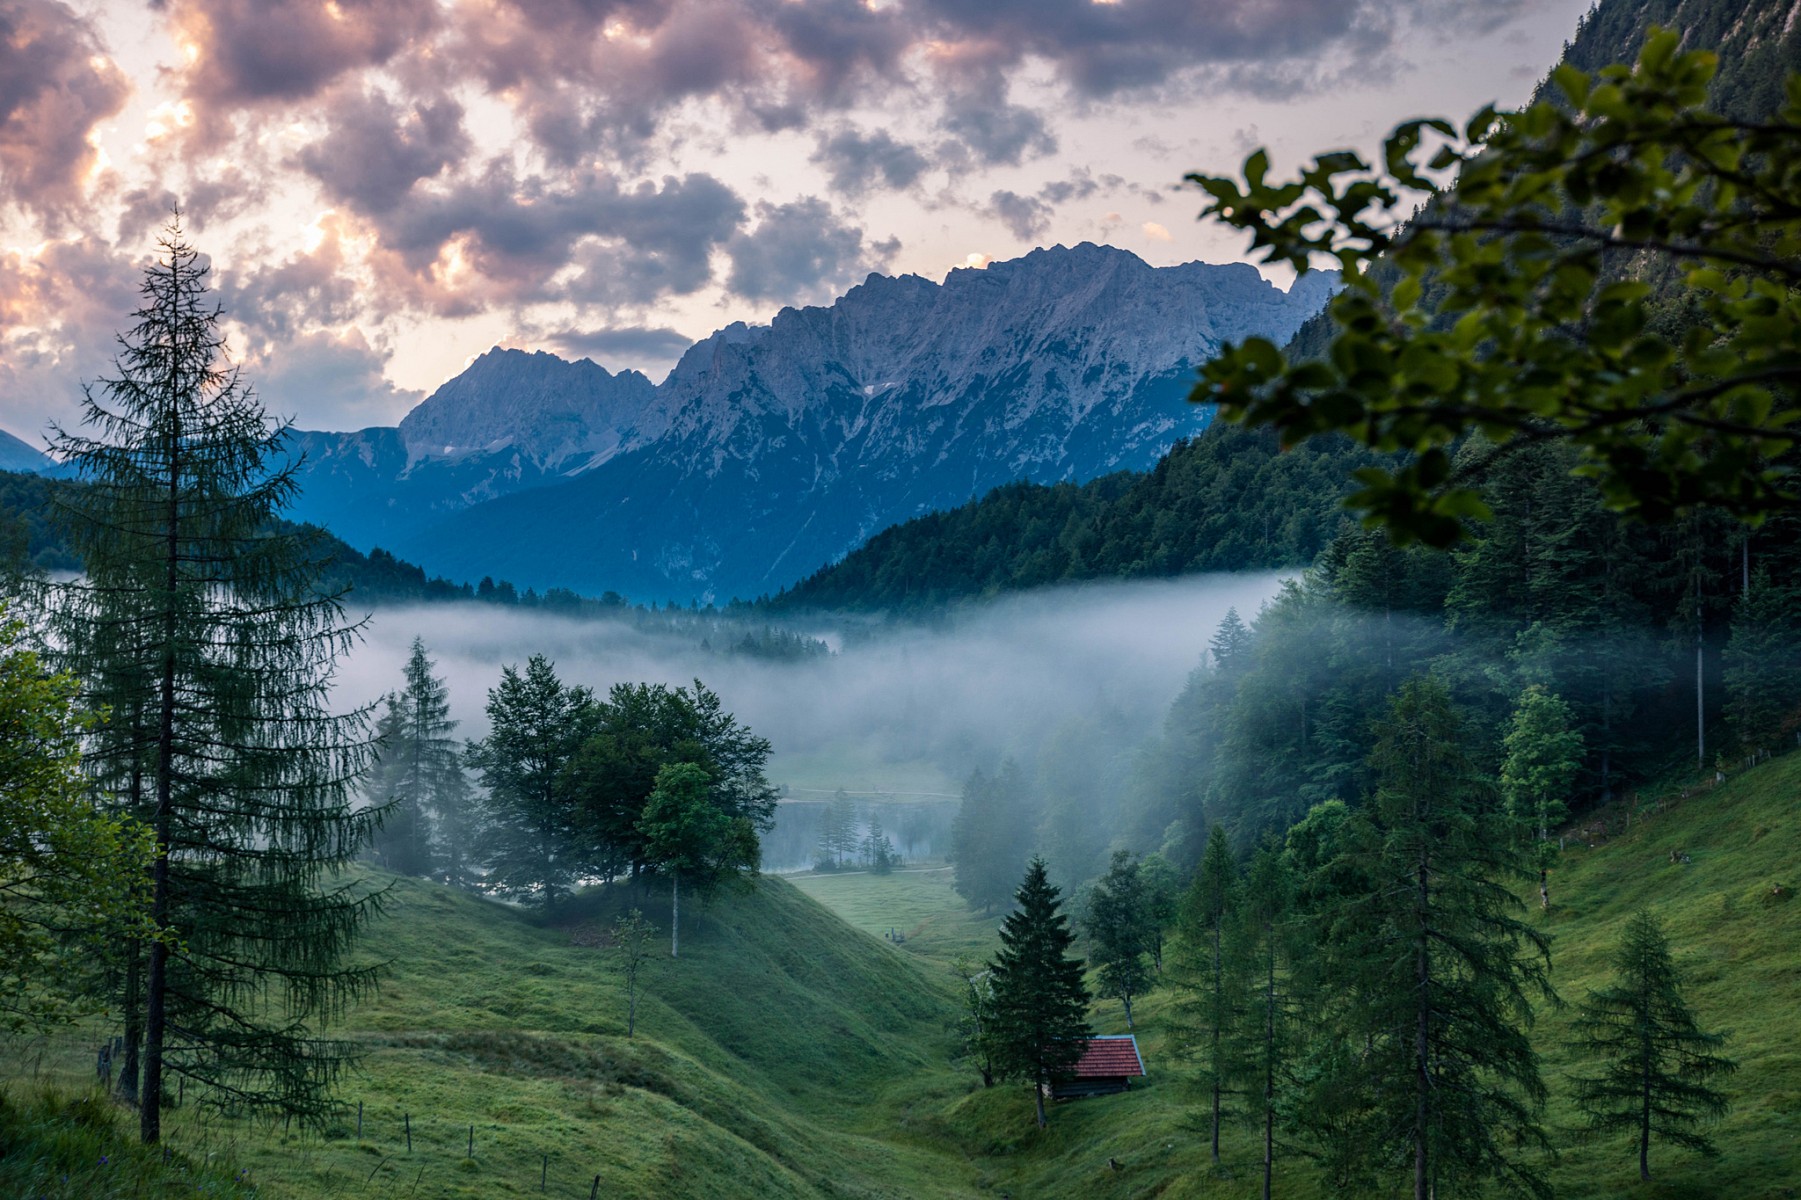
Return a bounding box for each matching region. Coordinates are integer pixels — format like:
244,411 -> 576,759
768,426 -> 1370,611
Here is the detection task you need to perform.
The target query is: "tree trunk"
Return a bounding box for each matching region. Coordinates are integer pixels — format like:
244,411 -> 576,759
1123,994 -> 1134,1029
1263,938 -> 1275,1200
119,943 -> 143,1104
1211,918 -> 1223,1164
671,874 -> 680,959
1415,856 -> 1431,1200
1540,868 -> 1550,912
627,983 -> 637,1038
1034,1077 -> 1047,1129
1696,573 -> 1705,769
142,407 -> 182,1146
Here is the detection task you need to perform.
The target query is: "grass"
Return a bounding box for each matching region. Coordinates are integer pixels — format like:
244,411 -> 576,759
6,754 -> 1798,1198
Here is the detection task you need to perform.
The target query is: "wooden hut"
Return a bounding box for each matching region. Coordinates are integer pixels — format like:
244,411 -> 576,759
1047,1034 -> 1146,1099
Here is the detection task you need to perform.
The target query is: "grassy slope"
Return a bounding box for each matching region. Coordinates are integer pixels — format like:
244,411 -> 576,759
8,756 -> 1796,1199
5,874 -> 983,1200
830,756 -> 1800,1200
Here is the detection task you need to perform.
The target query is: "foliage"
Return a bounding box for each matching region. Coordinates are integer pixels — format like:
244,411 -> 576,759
984,857 -> 1093,1129
769,424 -> 1373,611
1188,32 -> 1801,544
638,761 -> 760,957
1722,568 -> 1801,749
951,955 -> 998,1088
365,639 -> 473,882
1569,908 -> 1737,1180
1319,677 -> 1556,1199
48,217 -> 382,1141
0,604 -> 158,1033
563,678 -> 777,881
949,761 -> 1035,915
608,908 -> 657,1037
1080,850 -> 1156,1029
465,654 -> 595,910
1500,684 -> 1583,818
1228,840 -> 1300,1200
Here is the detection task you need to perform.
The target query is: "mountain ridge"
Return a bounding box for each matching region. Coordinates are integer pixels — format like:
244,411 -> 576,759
285,243 -> 1334,602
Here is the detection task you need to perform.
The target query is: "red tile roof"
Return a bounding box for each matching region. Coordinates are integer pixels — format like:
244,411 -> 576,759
1071,1035 -> 1145,1079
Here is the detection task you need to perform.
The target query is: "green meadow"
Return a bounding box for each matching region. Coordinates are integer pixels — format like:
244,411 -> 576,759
6,752 -> 1799,1198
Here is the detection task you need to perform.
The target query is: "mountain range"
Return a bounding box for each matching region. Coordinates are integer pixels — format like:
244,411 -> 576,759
5,244 -> 1332,603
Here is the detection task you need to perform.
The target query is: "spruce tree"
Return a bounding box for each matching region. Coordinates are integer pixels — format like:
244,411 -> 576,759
364,695 -> 433,875
465,655 -> 594,910
950,762 -> 1033,914
986,857 -> 1092,1128
1332,677 -> 1555,1200
49,217 -> 381,1142
1570,910 -> 1736,1181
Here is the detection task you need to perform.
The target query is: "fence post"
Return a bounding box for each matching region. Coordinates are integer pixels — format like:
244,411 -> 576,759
541,1153 -> 548,1192
591,1174 -> 601,1199
357,1101 -> 363,1139
404,1112 -> 412,1154
468,1123 -> 474,1158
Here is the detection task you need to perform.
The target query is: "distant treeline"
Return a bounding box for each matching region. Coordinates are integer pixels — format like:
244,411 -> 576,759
766,425 -> 1375,612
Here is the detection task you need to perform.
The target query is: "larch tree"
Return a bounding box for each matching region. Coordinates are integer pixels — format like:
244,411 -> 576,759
49,217 -> 382,1143
1570,909 -> 1735,1182
985,857 -> 1092,1129
1332,677 -> 1555,1200
1230,841 -> 1299,1200
1171,825 -> 1242,1165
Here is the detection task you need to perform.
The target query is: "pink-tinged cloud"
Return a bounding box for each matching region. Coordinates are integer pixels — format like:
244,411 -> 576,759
168,0 -> 439,113
0,0 -> 131,228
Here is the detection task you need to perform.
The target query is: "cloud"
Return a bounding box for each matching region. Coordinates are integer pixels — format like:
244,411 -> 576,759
989,190 -> 1050,241
546,325 -> 694,367
811,126 -> 929,197
1142,221 -> 1172,242
296,88 -> 470,215
724,196 -> 889,305
168,0 -> 439,116
357,164 -> 747,315
242,326 -> 423,431
0,0 -> 131,228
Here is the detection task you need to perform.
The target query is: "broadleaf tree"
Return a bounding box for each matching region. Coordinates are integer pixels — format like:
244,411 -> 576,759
1185,32 -> 1801,545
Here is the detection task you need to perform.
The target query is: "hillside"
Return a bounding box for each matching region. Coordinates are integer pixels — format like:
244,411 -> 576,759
766,425 -> 1370,612
6,874 -> 982,1200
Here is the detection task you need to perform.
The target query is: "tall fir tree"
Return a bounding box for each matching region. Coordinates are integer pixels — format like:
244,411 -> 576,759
1570,910 -> 1736,1181
49,218 -> 381,1142
986,857 -> 1093,1129
1330,677 -> 1555,1200
465,655 -> 594,910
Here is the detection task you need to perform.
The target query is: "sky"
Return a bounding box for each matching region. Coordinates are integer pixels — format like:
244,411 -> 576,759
0,0 -> 1596,439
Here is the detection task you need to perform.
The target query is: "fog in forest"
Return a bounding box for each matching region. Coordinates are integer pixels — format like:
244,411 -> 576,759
335,573 -> 1291,868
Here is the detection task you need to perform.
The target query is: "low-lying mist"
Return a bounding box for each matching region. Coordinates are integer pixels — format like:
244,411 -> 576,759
335,573 -> 1291,868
